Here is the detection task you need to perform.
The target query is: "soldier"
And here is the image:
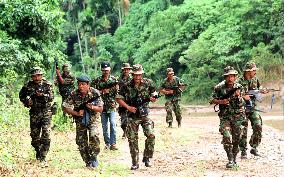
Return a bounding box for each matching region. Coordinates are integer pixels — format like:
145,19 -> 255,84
210,66 -> 248,168
160,68 -> 185,128
62,75 -> 103,168
118,63 -> 132,138
92,61 -> 118,150
239,62 -> 268,158
116,64 -> 157,170
19,67 -> 54,166
55,64 -> 75,102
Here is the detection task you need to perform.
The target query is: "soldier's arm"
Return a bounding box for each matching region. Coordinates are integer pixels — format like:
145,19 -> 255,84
62,96 -> 82,117
210,86 -> 229,105
19,85 -> 32,107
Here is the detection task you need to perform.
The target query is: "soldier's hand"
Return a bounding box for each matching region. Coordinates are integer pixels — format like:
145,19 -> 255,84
110,102 -> 116,108
28,99 -> 33,106
219,99 -> 229,105
78,110 -> 84,117
56,68 -> 61,75
86,103 -> 92,110
150,97 -> 157,102
127,106 -> 137,113
36,91 -> 44,97
260,89 -> 269,94
101,89 -> 110,94
243,95 -> 251,101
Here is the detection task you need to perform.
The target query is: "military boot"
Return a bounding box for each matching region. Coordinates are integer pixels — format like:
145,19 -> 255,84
90,156 -> 99,168
142,157 -> 151,167
225,151 -> 234,169
241,151 -> 247,159
168,122 -> 172,128
35,149 -> 41,160
131,155 -> 139,170
250,148 -> 260,156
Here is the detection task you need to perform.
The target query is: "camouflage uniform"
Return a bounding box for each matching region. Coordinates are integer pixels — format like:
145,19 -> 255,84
118,63 -> 132,135
239,62 -> 263,155
56,65 -> 75,102
160,68 -> 184,127
92,61 -> 118,148
19,67 -> 54,161
211,66 -> 245,167
116,64 -> 156,169
62,85 -> 103,165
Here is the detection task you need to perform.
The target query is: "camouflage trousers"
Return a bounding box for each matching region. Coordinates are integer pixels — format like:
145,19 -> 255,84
165,100 -> 182,123
30,108 -> 52,159
76,122 -> 100,165
239,110 -> 262,151
127,116 -> 155,165
119,112 -> 128,132
219,114 -> 244,159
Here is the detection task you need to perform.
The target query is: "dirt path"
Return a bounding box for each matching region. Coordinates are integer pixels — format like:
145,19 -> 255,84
118,110 -> 284,177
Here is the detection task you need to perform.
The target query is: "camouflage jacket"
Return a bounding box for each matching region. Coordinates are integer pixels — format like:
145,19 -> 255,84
238,76 -> 261,106
116,78 -> 156,116
57,73 -> 75,97
211,80 -> 245,118
118,73 -> 132,88
92,75 -> 118,113
160,76 -> 183,101
19,79 -> 54,110
62,87 -> 103,123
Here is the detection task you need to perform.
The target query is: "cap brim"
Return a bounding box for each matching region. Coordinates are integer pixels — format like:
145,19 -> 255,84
223,71 -> 238,75
121,67 -> 132,70
244,67 -> 259,71
101,67 -> 111,71
132,71 -> 144,75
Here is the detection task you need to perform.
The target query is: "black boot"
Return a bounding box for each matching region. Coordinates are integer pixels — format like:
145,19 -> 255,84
35,149 -> 41,160
168,122 -> 172,128
131,164 -> 139,170
226,151 -> 234,169
142,157 -> 151,167
250,148 -> 260,156
241,151 -> 247,159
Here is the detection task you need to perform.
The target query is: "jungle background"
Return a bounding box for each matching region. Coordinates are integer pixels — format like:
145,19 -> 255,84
0,0 -> 283,176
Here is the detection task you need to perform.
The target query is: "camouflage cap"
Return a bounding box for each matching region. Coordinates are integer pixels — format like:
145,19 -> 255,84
121,63 -> 132,70
223,66 -> 238,76
166,68 -> 174,75
62,64 -> 70,70
31,66 -> 43,75
101,61 -> 111,71
243,62 -> 258,71
132,64 -> 144,75
76,75 -> 90,83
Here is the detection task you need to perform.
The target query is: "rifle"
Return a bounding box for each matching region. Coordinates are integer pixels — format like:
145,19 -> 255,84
51,58 -> 59,81
164,84 -> 188,93
248,88 -> 280,103
210,87 -> 241,112
76,96 -> 99,126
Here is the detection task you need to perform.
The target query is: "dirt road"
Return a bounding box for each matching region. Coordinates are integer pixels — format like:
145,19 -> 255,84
120,109 -> 284,177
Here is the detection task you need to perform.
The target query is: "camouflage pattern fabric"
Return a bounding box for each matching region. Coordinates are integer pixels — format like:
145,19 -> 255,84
116,78 -> 156,165
238,76 -> 262,151
160,76 -> 183,123
211,80 -> 245,159
92,75 -> 118,113
118,73 -> 132,131
19,79 -> 54,159
57,73 -> 75,101
62,88 -> 103,164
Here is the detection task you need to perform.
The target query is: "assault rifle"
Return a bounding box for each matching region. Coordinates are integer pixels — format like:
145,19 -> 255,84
164,83 -> 187,93
76,96 -> 99,127
247,88 -> 280,103
51,58 -> 59,81
210,86 -> 242,112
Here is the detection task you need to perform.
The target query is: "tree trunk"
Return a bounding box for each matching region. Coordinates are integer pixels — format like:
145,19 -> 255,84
76,25 -> 85,73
